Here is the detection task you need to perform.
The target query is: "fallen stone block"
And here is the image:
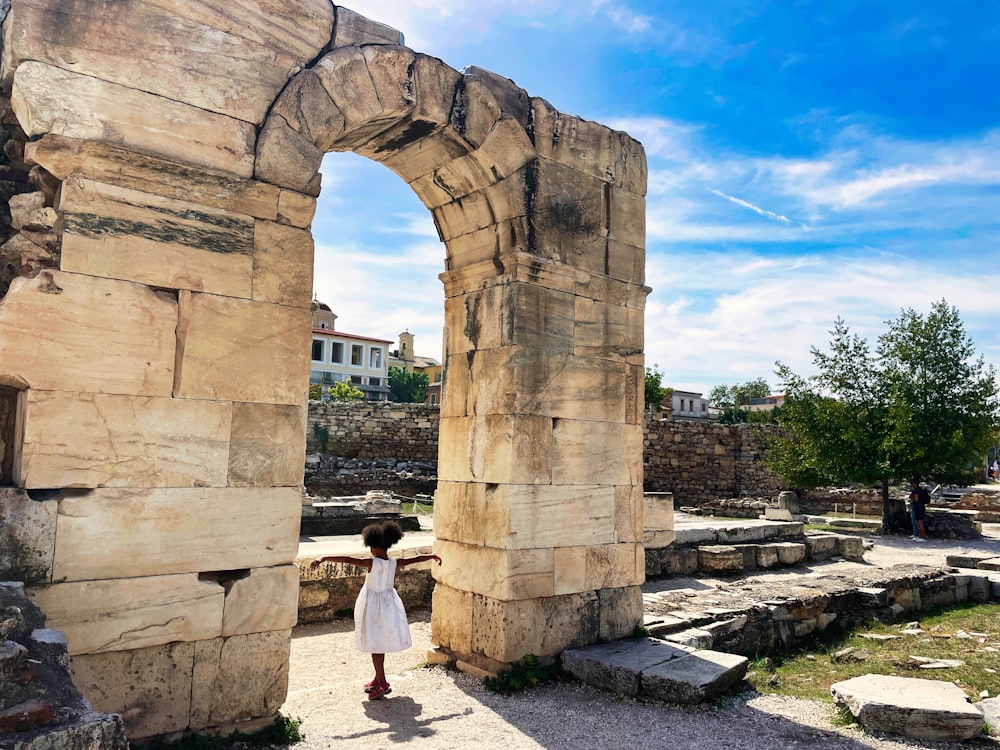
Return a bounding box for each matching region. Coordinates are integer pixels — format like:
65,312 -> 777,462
640,649 -> 748,704
946,553 -> 996,569
663,628 -> 714,649
836,535 -> 865,562
979,558 -> 1000,572
804,533 -> 839,560
697,545 -> 744,574
831,674 -> 984,742
561,638 -> 692,697
981,696 -> 1000,736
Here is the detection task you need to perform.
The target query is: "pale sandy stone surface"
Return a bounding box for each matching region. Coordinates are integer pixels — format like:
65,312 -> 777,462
12,62 -> 256,177
222,566 -> 300,637
252,221 -> 315,307
228,402 -> 306,488
30,574 -> 224,655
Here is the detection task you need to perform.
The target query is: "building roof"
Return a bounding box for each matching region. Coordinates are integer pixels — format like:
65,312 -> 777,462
312,328 -> 392,344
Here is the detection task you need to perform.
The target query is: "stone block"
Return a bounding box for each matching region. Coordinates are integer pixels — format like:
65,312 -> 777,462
587,544 -> 645,591
620,486 -> 646,545
764,507 -> 794,521
554,546 -> 587,596
25,135 -> 282,221
831,674 -> 985,741
0,488 -> 56,582
228,403 -> 306,487
641,649 -> 748,704
434,539 -> 554,600
664,628 -> 714,649
276,190 -> 317,229
755,545 -> 780,569
607,185 -> 646,248
470,590 -> 600,662
804,534 -> 839,560
451,76 -> 503,150
174,292 -> 311,405
979,558 -> 1000,572
269,70 -> 346,152
71,641 -> 195,739
697,546 -> 744,574
52,487 -> 301,581
252,221 -> 314,307
331,7 -> 402,46
222,566 -> 299,636
12,62 -> 255,178
2,0 -> 334,123
562,638 -> 691,697
19,391 -> 232,489
313,46 -> 401,149
658,547 -> 699,576
430,584 -> 474,657
0,271 -> 176,396
254,115 -> 323,194
772,542 -> 807,565
733,545 -> 758,570
59,177 -> 254,297
190,630 -> 290,731
30,574 -> 224,655
573,297 -> 644,362
598,585 -> 644,641
437,415 -> 552,485
552,420 -> 642,487
531,98 -> 646,197
836,535 -> 865,562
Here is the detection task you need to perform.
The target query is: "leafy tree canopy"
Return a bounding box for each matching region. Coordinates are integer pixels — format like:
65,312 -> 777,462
710,378 -> 775,423
768,300 -> 999,529
388,366 -> 429,403
327,381 -> 365,402
645,365 -> 673,413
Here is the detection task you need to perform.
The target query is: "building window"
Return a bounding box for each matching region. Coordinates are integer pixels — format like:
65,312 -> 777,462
311,340 -> 324,361
330,342 -> 344,364
370,348 -> 382,369
429,393 -> 438,405
351,344 -> 363,366
319,321 -> 328,329
350,375 -> 363,384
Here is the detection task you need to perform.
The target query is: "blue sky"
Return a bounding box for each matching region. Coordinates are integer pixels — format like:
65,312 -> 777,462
312,1 -> 1000,396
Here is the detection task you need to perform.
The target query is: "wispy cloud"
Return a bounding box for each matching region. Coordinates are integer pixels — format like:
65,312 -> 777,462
709,189 -> 794,224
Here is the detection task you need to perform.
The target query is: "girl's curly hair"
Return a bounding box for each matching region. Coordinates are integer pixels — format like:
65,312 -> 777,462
362,520 -> 404,550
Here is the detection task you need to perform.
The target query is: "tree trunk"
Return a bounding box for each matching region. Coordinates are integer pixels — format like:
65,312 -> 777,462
881,477 -> 910,534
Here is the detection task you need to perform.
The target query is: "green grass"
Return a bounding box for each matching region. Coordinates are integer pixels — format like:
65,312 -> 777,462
400,500 -> 434,515
747,602 -> 1000,703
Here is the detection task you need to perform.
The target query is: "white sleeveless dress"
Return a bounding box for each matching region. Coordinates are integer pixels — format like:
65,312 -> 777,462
354,556 -> 412,653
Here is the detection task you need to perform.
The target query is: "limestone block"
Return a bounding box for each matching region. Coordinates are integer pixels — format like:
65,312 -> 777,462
510,283 -> 577,353
19,391 -> 232,489
574,297 -> 644,361
376,127 -> 474,184
607,239 -> 645,286
587,544 -> 644,591
643,492 -> 674,536
598,585 -> 644,641
30,574 -> 223,655
554,546 -> 587,596
430,583 -> 474,657
12,62 -> 255,178
252,221 -> 314,307
452,77 -> 503,151
298,585 -> 329,610
772,542 -> 807,565
277,190 -> 317,229
697,546 -> 744,574
71,641 -> 195,739
608,186 -> 646,249
755,545 -> 780,569
332,7 -> 403,46
314,47 -> 404,151
641,650 -> 749,704
2,0 -> 334,123
52,487 -> 301,581
431,481 -> 490,547
0,271 -> 176,396
269,70 -> 347,152
25,135 -> 282,221
174,292 -> 311,405
562,638 -> 692,697
0,488 -> 56,582
836,535 -> 865,562
434,539 -> 554,600
190,630 -> 290,730
228,403 -> 306,487
437,415 -> 552,485
804,534 -> 839,560
58,177 -> 254,296
410,117 -> 535,209
552,420 -> 642,486
471,590 -> 600,662
446,348 -> 631,423
620,486 -> 646,544
831,674 -> 985,741
254,115 -> 324,194
442,285 -> 505,360
659,548 -> 699,576
531,98 -> 647,197
221,566 -> 299,636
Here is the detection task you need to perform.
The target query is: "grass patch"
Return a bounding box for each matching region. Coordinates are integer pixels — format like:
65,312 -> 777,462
483,654 -> 560,695
746,601 -> 1000,703
399,500 -> 434,515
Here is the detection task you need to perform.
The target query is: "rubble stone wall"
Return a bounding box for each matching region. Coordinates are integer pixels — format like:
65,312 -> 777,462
307,401 -> 438,460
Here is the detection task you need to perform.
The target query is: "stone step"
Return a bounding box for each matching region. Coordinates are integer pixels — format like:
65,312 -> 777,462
979,557 -> 1000,571
831,674 -> 984,742
561,637 -> 748,704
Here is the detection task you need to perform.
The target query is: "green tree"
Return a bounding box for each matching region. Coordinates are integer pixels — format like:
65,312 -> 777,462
327,381 -> 365,402
709,379 -> 773,423
388,366 -> 429,403
768,301 -> 999,531
645,366 -> 672,414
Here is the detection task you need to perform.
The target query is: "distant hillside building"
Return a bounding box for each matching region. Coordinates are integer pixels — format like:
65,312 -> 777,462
388,330 -> 443,405
309,300 -> 391,401
747,394 -> 785,412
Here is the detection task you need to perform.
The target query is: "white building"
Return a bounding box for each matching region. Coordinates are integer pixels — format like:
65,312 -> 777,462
671,390 -> 711,421
309,300 -> 391,401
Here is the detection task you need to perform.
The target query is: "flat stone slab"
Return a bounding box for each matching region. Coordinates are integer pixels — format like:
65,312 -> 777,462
831,674 -> 984,741
946,552 -> 996,568
978,557 -> 1000,571
562,637 -> 746,704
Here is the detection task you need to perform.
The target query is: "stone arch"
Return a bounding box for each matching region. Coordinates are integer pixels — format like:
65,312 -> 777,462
0,2 -> 648,738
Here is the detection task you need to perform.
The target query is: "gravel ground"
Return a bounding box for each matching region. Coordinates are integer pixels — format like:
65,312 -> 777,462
282,525 -> 1000,750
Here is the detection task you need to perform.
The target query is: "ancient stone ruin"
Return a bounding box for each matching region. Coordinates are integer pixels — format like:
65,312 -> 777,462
0,1 -> 648,739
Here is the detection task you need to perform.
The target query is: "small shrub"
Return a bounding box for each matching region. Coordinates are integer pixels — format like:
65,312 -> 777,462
483,654 -> 559,695
145,715 -> 304,750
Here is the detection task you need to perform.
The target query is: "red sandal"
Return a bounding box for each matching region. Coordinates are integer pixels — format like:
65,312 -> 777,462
367,682 -> 392,700
363,679 -> 378,693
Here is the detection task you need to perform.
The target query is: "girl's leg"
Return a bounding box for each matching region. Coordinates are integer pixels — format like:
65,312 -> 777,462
372,653 -> 387,685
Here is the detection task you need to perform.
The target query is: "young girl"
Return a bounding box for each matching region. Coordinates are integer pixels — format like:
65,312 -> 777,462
309,520 -> 441,700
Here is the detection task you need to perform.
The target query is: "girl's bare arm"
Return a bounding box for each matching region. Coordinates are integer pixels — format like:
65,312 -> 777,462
396,554 -> 442,569
309,555 -> 372,570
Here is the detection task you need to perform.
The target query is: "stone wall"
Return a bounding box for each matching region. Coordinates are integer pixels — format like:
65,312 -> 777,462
307,401 -> 438,460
